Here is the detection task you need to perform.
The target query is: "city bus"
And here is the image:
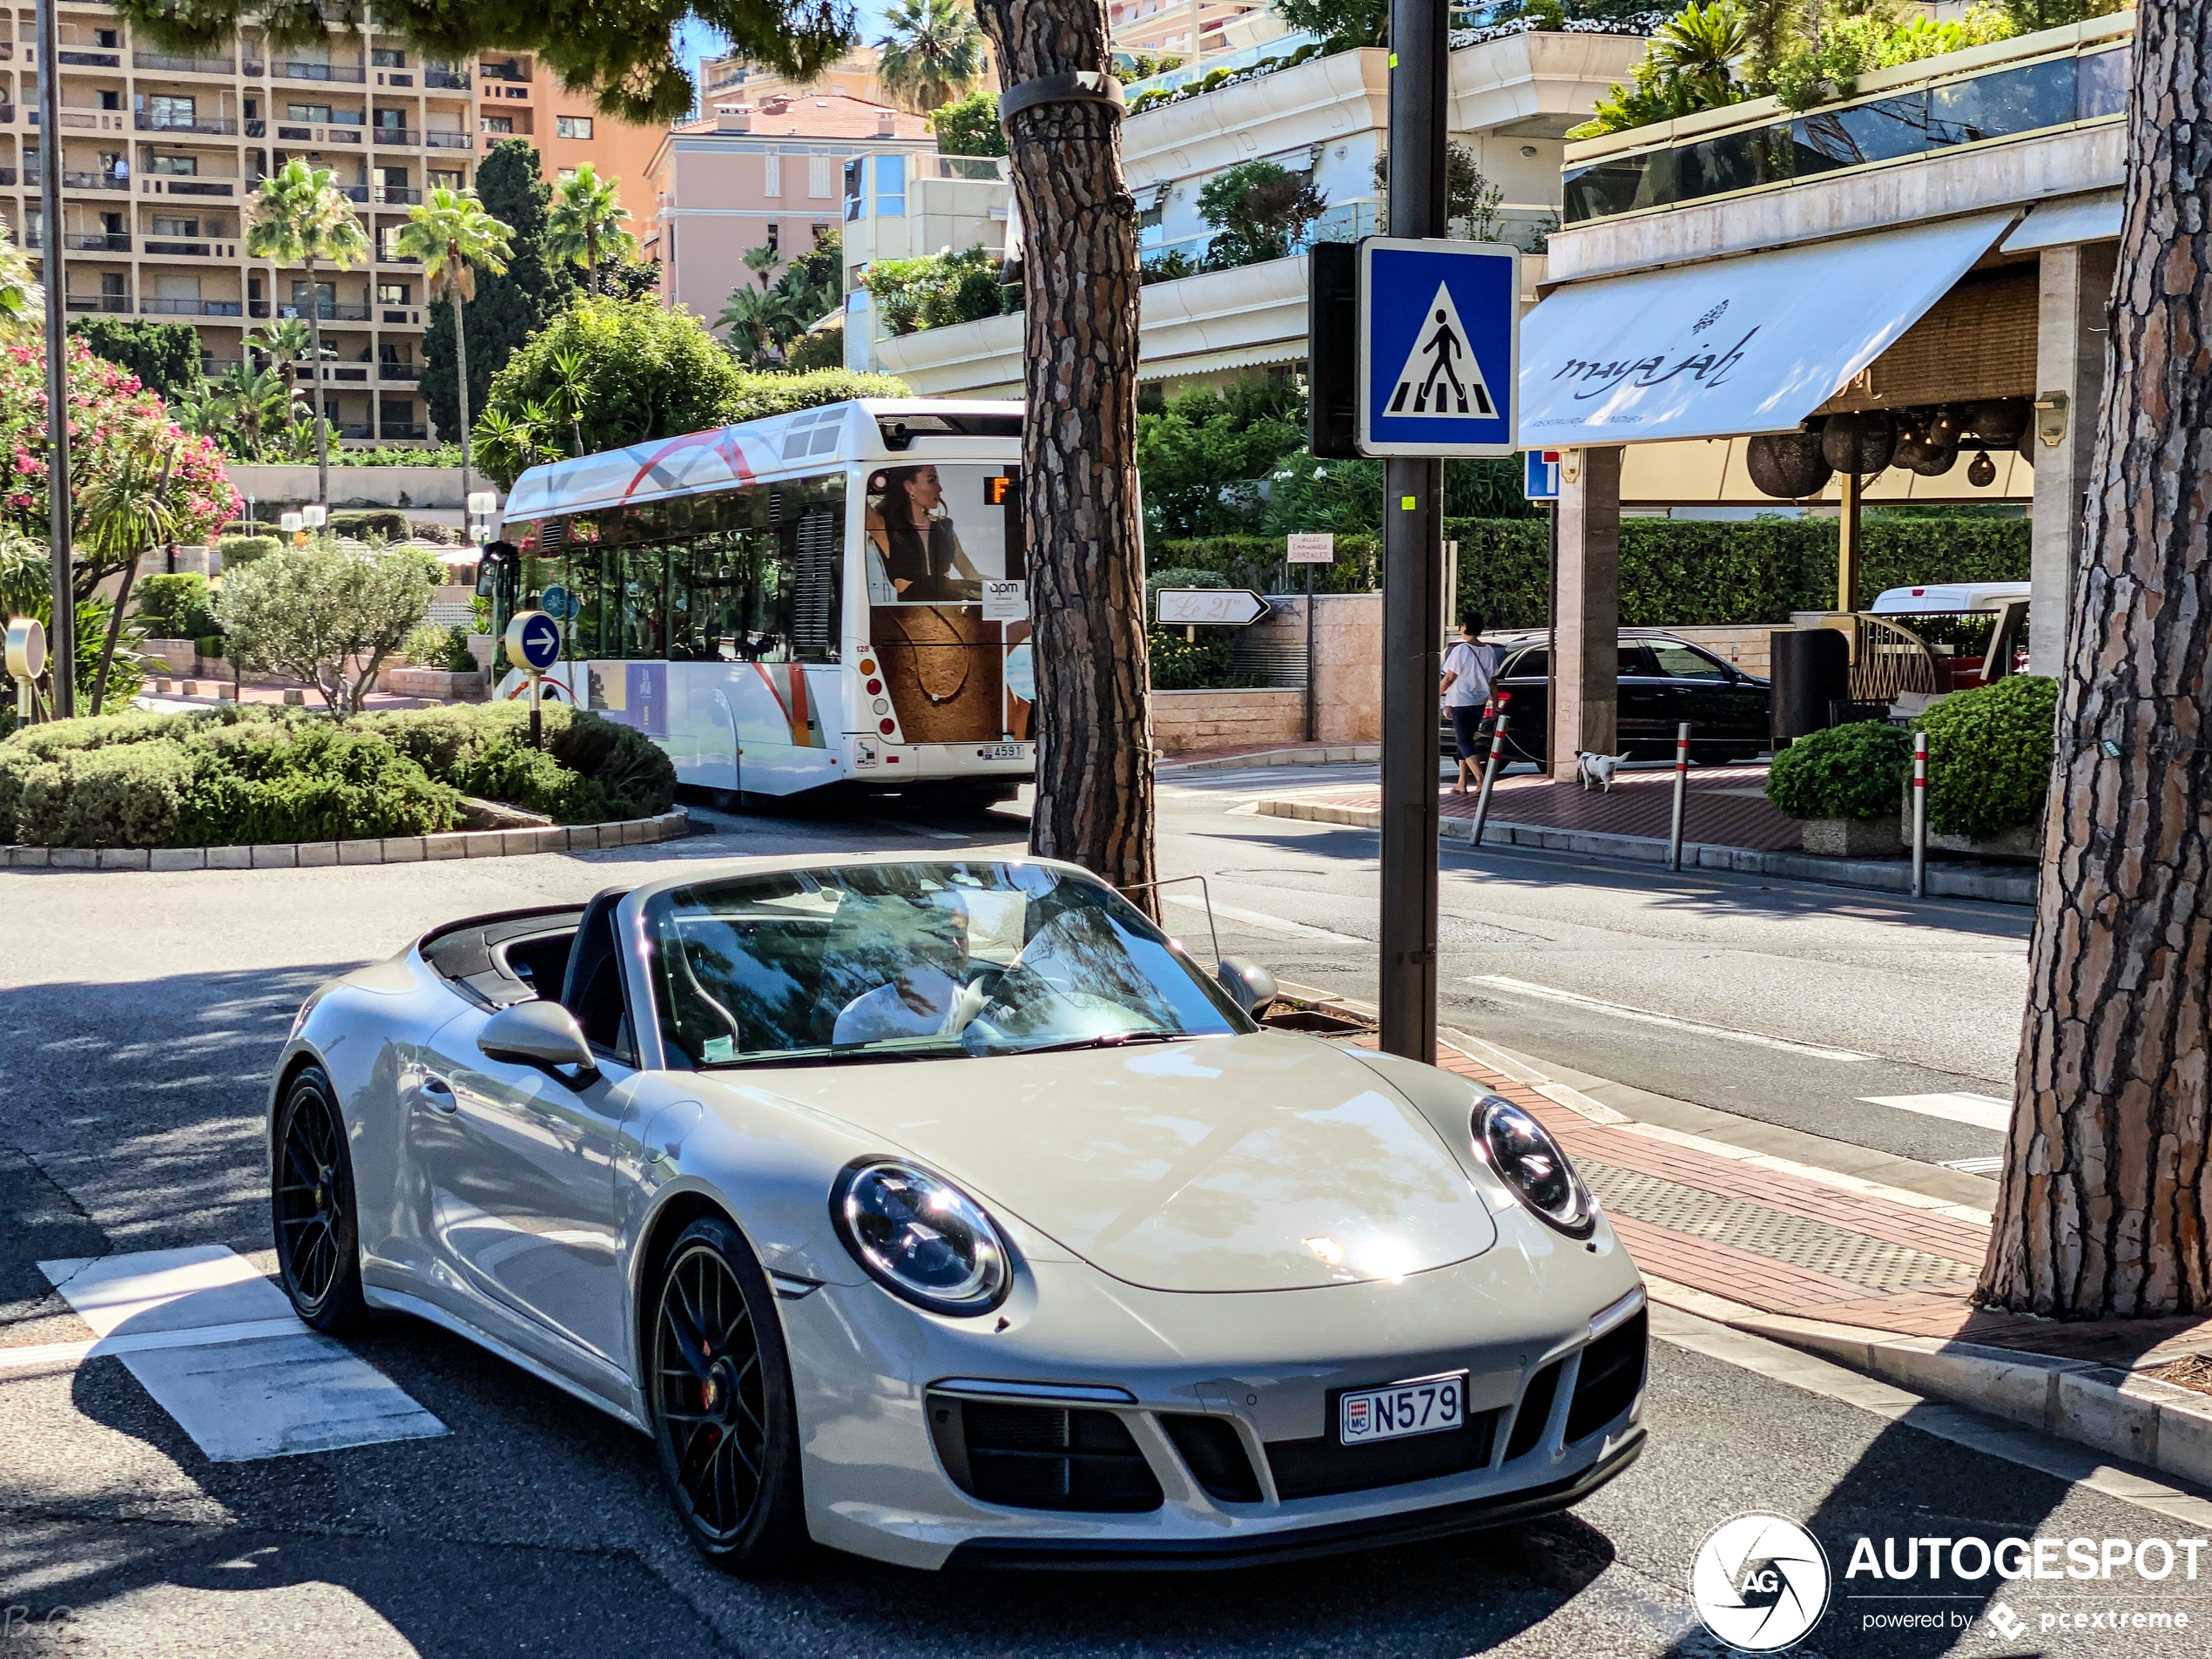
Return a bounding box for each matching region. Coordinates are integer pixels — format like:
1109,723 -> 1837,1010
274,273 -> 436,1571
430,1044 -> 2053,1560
493,399 -> 1034,806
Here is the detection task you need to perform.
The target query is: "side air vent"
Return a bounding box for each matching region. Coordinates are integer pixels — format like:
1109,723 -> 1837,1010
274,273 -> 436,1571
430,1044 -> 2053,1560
1565,1311 -> 1649,1443
1161,1414 -> 1262,1503
1505,1359 -> 1564,1460
927,1396 -> 1163,1514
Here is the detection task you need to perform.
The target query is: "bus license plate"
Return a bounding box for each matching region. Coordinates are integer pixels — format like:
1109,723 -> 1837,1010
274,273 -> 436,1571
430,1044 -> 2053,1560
1339,1372 -> 1466,1446
984,744 -> 1025,760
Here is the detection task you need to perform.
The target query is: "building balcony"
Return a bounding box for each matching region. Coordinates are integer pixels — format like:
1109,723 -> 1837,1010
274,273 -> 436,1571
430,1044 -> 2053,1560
278,125 -> 365,145
0,169 -> 17,185
64,295 -> 132,313
62,172 -> 130,192
134,52 -> 238,76
368,127 -> 421,146
56,50 -> 122,69
373,185 -> 421,205
297,363 -> 374,382
142,297 -> 245,316
278,301 -> 373,322
65,232 -> 129,251
378,362 -> 421,380
144,239 -> 243,257
278,62 -> 368,84
425,68 -> 471,91
374,421 -> 428,440
424,130 -> 473,151
143,177 -> 236,197
136,115 -> 239,135
334,422 -> 374,439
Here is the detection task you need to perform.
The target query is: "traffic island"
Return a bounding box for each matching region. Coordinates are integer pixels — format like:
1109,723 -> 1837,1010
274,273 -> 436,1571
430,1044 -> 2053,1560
3,808 -> 691,871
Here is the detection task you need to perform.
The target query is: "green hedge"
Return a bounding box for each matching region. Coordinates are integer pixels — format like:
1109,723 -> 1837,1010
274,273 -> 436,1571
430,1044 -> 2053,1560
1765,722 -> 1912,822
1915,674 -> 2059,840
1446,516 -> 2032,630
0,703 -> 678,848
1157,517 -> 2027,627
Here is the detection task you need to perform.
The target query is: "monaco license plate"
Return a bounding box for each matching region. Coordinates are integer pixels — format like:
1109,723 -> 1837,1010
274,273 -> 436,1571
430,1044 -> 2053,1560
1339,1372 -> 1467,1447
983,743 -> 1025,759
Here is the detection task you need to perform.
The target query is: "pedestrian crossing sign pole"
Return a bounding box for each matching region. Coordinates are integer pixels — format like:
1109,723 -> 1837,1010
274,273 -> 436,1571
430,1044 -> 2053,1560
1356,237 -> 1520,458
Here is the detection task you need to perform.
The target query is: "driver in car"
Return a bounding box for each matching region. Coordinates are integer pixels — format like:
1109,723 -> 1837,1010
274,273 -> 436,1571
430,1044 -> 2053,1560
831,893 -> 974,1046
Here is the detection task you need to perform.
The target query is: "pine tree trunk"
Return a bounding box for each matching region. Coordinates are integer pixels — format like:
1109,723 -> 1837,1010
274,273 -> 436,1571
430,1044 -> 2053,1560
971,0 -> 1156,900
1979,0 -> 2212,1319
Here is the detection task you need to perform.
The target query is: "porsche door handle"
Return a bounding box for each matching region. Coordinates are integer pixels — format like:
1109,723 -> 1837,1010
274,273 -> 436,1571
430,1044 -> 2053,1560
419,1076 -> 458,1114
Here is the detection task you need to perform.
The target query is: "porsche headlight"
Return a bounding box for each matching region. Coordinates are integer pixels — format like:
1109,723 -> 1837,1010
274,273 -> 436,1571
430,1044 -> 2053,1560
1476,1096 -> 1596,1238
831,1160 -> 1010,1316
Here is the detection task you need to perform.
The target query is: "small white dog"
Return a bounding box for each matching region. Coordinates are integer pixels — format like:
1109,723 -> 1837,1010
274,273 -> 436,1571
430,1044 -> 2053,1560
1575,750 -> 1630,792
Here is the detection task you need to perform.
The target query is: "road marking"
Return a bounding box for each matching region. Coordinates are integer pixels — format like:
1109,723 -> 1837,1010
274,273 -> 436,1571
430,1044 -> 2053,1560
1650,1302 -> 2212,1533
35,1246 -> 446,1463
1467,974 -> 1873,1062
1858,1091 -> 2013,1132
1939,1156 -> 2006,1176
1161,893 -> 1369,948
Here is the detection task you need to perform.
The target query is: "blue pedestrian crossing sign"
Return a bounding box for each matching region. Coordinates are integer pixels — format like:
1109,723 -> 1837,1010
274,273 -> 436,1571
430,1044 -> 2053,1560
1357,237 -> 1519,458
1524,449 -> 1561,501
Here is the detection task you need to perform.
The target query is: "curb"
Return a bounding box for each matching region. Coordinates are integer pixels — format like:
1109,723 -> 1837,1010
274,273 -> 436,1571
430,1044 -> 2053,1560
3,809 -> 691,872
1161,743 -> 1382,772
1251,798 -> 2036,904
1731,1312 -> 2212,1489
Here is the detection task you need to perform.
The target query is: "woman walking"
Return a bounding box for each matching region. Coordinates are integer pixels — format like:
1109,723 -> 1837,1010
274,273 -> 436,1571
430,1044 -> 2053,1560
1440,610 -> 1501,795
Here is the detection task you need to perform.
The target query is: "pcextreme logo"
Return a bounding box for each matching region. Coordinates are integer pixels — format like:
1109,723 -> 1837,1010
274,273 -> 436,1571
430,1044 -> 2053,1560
1689,1513 -> 1833,1651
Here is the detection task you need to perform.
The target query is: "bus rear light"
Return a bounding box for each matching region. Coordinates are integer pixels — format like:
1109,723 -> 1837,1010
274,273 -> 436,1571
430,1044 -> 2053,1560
879,718 -> 896,735
859,657 -> 878,675
867,678 -> 883,695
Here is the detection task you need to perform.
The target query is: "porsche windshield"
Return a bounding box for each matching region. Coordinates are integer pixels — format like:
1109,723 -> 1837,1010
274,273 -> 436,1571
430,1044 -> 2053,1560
645,861 -> 1247,1067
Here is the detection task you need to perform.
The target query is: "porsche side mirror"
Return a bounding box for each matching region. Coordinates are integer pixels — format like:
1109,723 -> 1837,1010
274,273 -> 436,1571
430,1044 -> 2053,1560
480,1001 -> 598,1078
1216,955 -> 1278,1017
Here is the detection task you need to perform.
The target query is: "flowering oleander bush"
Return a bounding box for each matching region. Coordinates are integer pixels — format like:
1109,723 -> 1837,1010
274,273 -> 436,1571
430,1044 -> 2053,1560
0,338 -> 238,546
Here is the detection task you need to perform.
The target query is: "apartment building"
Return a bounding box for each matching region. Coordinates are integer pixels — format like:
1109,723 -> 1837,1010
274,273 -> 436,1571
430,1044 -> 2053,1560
646,94 -> 931,327
696,44 -> 889,114
472,50 -> 662,228
4,7 -> 664,448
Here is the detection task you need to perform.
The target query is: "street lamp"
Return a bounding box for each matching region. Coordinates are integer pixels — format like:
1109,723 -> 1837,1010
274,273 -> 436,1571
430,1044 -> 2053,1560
467,489 -> 497,549
301,503 -> 327,530
280,511 -> 304,545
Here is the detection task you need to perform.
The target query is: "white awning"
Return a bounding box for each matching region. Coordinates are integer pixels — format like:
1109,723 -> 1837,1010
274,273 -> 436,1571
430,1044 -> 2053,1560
2000,192 -> 2121,253
1518,212 -> 2016,446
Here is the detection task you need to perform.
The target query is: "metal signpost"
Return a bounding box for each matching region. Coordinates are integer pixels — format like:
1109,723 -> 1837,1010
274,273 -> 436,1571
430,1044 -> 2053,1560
36,0 -> 71,718
1287,533 -> 1333,743
1360,0 -> 1521,1061
504,610 -> 563,750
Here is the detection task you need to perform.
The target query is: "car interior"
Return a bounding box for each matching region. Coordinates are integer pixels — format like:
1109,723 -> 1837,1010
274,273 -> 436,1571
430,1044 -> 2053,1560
419,891 -> 637,1062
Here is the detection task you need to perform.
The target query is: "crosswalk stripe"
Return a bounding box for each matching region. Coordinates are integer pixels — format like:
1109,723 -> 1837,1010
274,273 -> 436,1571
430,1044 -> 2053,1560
1857,1092 -> 2013,1132
35,1246 -> 446,1463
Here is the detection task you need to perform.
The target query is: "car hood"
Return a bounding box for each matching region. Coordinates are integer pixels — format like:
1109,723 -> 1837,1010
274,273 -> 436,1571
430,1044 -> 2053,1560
724,1033 -> 1498,1293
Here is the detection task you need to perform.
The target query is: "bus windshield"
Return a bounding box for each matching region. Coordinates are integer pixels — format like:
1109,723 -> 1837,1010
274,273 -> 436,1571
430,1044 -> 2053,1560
645,862 -> 1247,1068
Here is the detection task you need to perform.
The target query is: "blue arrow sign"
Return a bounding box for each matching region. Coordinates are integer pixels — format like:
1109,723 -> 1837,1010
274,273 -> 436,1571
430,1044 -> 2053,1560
1523,449 -> 1561,502
515,611 -> 563,671
1357,237 -> 1519,458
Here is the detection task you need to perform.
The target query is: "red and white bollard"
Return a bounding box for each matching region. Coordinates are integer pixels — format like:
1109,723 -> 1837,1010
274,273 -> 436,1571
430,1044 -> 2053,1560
1668,721 -> 1691,871
1912,730 -> 1928,898
1469,714 -> 1510,848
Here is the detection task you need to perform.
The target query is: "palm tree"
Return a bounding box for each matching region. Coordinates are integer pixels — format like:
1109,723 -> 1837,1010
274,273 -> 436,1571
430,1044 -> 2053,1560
742,243 -> 782,292
875,0 -> 986,115
545,164 -> 637,291
1649,0 -> 1748,109
549,347 -> 590,456
246,158 -> 368,508
395,186 -> 513,509
212,361 -> 311,462
78,442 -> 179,714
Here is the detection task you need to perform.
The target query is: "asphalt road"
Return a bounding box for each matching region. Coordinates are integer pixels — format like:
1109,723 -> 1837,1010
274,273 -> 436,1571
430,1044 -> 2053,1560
1,780 -> 2174,1659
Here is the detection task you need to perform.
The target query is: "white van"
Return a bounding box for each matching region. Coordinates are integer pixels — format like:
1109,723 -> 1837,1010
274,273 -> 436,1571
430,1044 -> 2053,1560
1868,580 -> 2030,615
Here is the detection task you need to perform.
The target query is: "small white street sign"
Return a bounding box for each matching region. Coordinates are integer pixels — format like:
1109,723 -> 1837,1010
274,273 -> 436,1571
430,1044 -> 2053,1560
1286,533 -> 1336,565
1157,588 -> 1271,627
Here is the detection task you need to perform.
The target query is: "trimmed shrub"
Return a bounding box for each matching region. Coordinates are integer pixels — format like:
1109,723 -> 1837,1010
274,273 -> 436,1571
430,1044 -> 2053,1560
217,534 -> 281,568
401,623 -> 475,671
134,573 -> 219,639
367,702 -> 678,824
8,740 -> 197,848
194,635 -> 226,660
330,509 -> 409,541
1766,722 -> 1913,822
1154,535 -> 1379,596
1147,628 -> 1244,691
1915,674 -> 2060,840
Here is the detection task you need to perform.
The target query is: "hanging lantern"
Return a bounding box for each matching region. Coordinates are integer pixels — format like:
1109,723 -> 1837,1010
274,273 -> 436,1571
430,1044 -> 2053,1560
1966,450 -> 1997,488
1746,430 -> 1835,498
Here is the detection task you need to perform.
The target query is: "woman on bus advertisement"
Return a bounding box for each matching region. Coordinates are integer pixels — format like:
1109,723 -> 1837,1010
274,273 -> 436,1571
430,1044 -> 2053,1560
867,464 -> 987,602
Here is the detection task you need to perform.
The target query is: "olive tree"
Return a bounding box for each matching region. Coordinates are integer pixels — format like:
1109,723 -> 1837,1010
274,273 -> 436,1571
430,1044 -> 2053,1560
218,538 -> 441,714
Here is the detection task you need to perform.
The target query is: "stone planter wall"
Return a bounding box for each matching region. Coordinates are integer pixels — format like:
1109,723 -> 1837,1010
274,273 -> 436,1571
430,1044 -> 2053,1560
1152,688 -> 1307,754
3,808 -> 690,872
1799,816 -> 1898,858
386,666 -> 488,701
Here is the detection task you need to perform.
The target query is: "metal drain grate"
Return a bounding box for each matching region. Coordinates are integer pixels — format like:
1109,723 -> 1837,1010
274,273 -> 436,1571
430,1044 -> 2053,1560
1581,1163 -> 1979,1293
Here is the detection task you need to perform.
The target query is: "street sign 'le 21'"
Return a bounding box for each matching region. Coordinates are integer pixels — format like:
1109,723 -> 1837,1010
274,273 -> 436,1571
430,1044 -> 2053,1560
1356,238 -> 1520,459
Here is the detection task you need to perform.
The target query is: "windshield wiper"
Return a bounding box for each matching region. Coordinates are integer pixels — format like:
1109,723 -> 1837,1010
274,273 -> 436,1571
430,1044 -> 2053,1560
992,1031 -> 1185,1056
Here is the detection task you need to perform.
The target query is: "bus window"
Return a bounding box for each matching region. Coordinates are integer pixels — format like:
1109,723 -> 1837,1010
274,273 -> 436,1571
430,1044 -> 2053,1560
864,464 -> 1017,604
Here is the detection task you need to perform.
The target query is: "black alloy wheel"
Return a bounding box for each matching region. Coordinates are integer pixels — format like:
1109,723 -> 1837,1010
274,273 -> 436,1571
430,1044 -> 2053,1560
272,1065 -> 369,1334
649,1215 -> 806,1573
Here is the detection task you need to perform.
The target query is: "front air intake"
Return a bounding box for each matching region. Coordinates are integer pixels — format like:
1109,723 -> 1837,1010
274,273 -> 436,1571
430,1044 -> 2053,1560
927,1396 -> 1163,1513
1565,1311 -> 1648,1443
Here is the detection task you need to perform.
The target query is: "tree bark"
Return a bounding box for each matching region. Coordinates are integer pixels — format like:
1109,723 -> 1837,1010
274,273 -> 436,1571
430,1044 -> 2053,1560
88,549 -> 139,718
971,0 -> 1156,903
1979,0 -> 2212,1319
454,281 -> 474,510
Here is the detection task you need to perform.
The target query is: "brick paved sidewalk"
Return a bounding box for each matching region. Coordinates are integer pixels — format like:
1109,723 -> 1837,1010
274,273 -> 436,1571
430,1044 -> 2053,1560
1423,1035 -> 2212,1375
1285,764 -> 1807,853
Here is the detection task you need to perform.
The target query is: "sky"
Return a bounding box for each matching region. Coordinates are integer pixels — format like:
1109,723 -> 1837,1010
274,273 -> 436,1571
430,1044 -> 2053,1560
673,1 -> 901,87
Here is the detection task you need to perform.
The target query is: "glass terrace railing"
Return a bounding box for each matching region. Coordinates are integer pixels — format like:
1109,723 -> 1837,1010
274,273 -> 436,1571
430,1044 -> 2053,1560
1562,37 -> 2128,225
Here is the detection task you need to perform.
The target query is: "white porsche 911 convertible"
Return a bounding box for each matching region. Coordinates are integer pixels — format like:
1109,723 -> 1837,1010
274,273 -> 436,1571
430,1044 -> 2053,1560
271,854 -> 1647,1571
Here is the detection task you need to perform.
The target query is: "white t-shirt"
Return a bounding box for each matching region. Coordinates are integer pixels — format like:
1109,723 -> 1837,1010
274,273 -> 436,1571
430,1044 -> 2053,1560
832,965 -> 964,1045
1441,640 -> 1499,708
